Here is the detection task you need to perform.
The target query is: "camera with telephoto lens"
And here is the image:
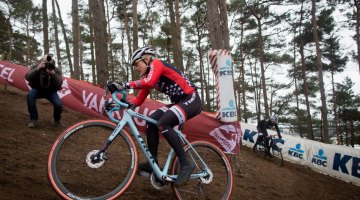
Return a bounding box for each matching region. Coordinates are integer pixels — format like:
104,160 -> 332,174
45,53 -> 55,70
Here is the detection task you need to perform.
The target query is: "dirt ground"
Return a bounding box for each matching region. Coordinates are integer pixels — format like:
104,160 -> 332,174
0,85 -> 359,200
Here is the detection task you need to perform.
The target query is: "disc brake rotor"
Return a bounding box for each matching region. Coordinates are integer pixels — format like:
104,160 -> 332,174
200,169 -> 213,184
86,150 -> 105,168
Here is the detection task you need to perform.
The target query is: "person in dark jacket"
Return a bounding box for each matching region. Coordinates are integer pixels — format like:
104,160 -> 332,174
253,114 -> 282,156
25,53 -> 63,128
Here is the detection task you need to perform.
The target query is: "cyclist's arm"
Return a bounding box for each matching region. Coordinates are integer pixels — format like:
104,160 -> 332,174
129,89 -> 150,106
127,60 -> 163,89
257,120 -> 264,132
274,124 -> 282,139
257,121 -> 267,136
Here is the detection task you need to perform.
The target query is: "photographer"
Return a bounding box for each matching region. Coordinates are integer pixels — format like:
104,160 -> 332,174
25,53 -> 63,128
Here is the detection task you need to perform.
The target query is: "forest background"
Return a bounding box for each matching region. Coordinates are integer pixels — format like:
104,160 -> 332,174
1,0 -> 360,147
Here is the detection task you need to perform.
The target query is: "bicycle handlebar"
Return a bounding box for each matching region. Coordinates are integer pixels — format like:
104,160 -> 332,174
102,90 -> 130,123
111,90 -> 129,109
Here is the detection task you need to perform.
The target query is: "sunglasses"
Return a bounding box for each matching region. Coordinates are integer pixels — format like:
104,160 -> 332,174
133,57 -> 145,67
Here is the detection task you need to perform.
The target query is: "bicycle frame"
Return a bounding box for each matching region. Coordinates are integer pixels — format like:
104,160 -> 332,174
99,91 -> 209,182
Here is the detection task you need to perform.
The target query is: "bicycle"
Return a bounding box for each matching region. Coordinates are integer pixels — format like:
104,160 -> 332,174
253,134 -> 284,167
48,87 -> 233,200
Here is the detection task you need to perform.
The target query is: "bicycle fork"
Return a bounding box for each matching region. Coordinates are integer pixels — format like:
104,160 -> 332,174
90,119 -> 127,165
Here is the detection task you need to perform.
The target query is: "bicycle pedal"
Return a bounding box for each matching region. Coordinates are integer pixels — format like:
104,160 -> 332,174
137,171 -> 151,177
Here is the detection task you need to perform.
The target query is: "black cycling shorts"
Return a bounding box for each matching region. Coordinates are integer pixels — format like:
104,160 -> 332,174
153,92 -> 202,128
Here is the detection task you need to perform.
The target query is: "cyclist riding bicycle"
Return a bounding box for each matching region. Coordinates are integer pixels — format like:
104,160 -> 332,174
108,46 -> 201,186
253,114 -> 282,156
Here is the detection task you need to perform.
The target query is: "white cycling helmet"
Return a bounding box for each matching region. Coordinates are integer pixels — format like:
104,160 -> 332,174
271,114 -> 278,124
130,46 -> 155,65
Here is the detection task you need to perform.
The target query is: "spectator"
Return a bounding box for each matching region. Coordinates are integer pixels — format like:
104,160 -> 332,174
25,53 -> 63,128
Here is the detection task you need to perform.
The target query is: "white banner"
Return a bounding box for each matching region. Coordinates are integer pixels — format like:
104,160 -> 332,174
208,49 -> 237,122
241,122 -> 360,186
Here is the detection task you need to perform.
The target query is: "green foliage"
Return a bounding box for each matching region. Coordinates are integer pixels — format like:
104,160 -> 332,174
335,77 -> 358,111
263,52 -> 290,64
12,31 -> 41,64
0,10 -> 10,57
0,0 -> 41,62
322,35 -> 348,72
335,77 -> 360,145
317,7 -> 336,34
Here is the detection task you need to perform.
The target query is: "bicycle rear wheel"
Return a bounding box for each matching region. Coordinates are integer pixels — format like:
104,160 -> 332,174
171,141 -> 233,200
48,120 -> 138,200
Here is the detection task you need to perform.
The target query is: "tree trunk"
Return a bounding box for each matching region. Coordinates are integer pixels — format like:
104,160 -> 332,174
55,0 -> 73,76
89,0 -> 109,87
293,41 -> 303,138
121,28 -> 129,82
206,0 -> 222,49
105,0 -> 115,81
355,0 -> 360,75
25,14 -> 31,65
88,0 -> 96,85
219,0 -> 230,50
350,119 -> 354,147
72,0 -> 81,79
240,23 -> 247,123
175,0 -> 184,70
206,0 -> 230,50
167,0 -> 183,70
206,0 -> 221,49
339,121 -> 343,145
123,2 -> 132,79
42,0 -> 49,54
345,120 -> 349,146
299,0 -> 314,140
331,70 -> 340,144
206,56 -> 211,111
52,0 -> 62,70
256,18 -> 270,119
249,58 -> 261,121
240,67 -> 247,122
132,0 -> 140,83
80,42 -> 84,80
196,45 -> 205,110
311,0 -> 329,143
6,18 -> 12,60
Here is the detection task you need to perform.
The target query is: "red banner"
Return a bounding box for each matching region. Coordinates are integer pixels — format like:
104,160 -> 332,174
0,60 -> 241,154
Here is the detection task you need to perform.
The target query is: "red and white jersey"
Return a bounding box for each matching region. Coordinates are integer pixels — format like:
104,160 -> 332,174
128,59 -> 196,106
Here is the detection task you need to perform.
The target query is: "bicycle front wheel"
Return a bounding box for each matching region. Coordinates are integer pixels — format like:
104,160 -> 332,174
272,148 -> 283,167
254,143 -> 267,158
171,141 -> 233,200
48,119 -> 138,200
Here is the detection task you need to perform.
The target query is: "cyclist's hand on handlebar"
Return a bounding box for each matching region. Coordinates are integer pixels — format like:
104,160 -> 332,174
128,103 -> 137,110
119,98 -> 136,109
107,81 -> 130,93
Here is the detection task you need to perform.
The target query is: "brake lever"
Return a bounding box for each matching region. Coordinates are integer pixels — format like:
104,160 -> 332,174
101,100 -> 109,115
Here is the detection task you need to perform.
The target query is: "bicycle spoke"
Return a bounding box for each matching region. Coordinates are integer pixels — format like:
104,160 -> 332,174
48,120 -> 137,199
272,149 -> 283,167
255,143 -> 267,158
171,142 -> 232,200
